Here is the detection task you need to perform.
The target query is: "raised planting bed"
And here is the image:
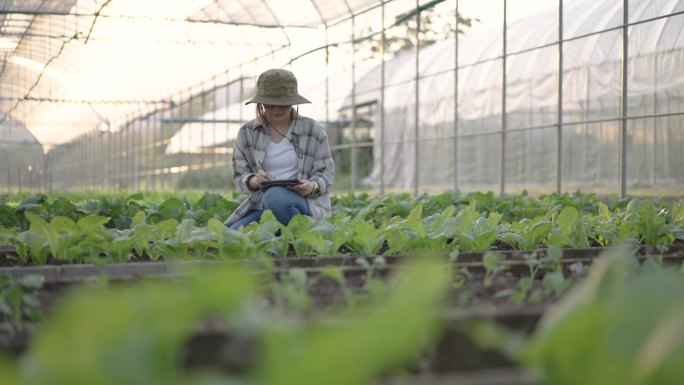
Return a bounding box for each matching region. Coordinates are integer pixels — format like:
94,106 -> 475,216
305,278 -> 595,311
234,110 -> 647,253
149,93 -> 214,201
2,245 -> 682,367
2,243 -> 683,278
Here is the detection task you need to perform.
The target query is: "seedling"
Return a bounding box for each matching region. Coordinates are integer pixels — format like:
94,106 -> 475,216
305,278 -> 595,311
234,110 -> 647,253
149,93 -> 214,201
0,273 -> 44,338
317,266 -> 355,306
507,252 -> 542,305
355,256 -> 388,303
272,267 -> 314,313
448,250 -> 473,289
483,251 -> 505,288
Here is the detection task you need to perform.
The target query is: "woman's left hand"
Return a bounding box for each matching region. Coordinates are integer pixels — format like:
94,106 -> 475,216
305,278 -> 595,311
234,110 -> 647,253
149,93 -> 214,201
290,180 -> 316,196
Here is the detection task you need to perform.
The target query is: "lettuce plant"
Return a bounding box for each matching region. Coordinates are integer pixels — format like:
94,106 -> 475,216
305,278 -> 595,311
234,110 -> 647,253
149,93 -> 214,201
499,216 -> 552,250
547,206 -> 590,249
618,199 -> 681,245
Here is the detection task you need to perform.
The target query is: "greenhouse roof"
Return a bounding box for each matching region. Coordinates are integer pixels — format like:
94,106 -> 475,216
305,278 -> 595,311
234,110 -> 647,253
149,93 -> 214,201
0,0 -> 383,147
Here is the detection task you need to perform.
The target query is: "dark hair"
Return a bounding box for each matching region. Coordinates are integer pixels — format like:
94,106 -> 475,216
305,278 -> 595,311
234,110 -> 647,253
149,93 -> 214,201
256,103 -> 294,127
256,104 -> 269,127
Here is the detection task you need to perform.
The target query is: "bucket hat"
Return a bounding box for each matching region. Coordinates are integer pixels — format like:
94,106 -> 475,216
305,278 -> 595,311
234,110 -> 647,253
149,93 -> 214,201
245,68 -> 311,105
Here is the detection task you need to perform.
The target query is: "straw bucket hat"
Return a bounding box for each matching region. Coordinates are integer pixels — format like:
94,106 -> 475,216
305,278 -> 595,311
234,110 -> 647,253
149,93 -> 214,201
245,68 -> 311,105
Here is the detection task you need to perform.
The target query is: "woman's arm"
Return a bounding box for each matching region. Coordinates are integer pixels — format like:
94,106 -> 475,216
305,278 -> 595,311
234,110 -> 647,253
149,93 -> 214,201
232,126 -> 258,193
308,122 -> 335,197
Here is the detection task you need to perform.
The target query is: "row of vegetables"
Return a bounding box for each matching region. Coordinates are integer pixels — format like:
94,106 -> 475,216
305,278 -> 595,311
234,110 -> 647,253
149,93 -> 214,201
0,190 -> 683,265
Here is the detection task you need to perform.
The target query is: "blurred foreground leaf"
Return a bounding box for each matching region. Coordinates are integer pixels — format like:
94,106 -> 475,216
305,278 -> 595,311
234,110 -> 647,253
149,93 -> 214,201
467,246 -> 684,385
0,259 -> 449,385
255,259 -> 449,385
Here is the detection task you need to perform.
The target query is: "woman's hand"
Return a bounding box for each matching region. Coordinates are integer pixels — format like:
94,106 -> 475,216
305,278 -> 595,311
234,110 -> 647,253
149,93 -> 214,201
290,180 -> 316,197
248,170 -> 273,190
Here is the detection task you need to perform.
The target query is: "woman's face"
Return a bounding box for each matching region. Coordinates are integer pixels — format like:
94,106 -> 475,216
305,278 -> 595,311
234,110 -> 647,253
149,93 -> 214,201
263,104 -> 293,126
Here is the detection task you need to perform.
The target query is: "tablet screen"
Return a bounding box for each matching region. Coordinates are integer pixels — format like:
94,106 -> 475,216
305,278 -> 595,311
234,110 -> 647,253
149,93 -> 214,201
261,179 -> 300,188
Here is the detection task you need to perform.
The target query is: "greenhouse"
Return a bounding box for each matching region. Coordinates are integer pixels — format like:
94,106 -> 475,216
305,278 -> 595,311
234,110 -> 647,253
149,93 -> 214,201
1,0 -> 681,196
1,1 -> 684,384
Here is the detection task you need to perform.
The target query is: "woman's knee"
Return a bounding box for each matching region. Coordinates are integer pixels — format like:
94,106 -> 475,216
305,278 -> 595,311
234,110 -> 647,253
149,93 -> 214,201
263,186 -> 296,208
263,187 -> 309,218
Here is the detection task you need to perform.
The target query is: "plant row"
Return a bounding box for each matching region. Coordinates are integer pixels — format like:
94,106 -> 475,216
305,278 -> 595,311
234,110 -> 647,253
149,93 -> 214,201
2,190 -> 677,231
0,192 -> 682,265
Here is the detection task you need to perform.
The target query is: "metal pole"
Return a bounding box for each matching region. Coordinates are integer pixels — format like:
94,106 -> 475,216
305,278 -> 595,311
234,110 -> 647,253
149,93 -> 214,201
224,76 -> 231,191
324,27 -> 330,154
351,16 -> 358,192
136,118 -> 142,190
414,0 -> 421,196
453,0 -> 460,191
200,88 -> 207,190
163,106 -> 172,190
212,87 -> 218,191
148,114 -> 154,190
500,0 -> 508,195
620,0 -> 629,197
652,56 -> 657,186
380,4 -> 386,194
44,151 -> 49,193
557,0 -> 564,194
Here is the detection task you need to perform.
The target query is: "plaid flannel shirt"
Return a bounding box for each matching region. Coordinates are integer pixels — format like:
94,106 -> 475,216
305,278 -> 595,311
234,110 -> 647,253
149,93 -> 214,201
224,115 -> 335,227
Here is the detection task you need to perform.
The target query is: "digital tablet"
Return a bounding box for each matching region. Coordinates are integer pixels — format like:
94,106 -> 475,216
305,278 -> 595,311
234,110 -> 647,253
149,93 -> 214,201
260,179 -> 300,189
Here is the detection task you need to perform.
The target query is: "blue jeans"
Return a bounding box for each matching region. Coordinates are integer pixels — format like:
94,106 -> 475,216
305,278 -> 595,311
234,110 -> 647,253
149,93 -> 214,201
229,186 -> 310,230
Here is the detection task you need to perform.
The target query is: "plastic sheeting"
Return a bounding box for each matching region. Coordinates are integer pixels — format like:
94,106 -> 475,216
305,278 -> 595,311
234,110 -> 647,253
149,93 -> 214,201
0,0 -> 389,147
350,0 -> 684,193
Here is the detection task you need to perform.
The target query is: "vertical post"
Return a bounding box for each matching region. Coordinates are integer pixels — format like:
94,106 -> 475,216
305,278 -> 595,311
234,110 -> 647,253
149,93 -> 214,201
129,118 -> 135,190
224,75 -> 231,191
200,90 -> 206,191
557,0 -> 564,194
238,70 -> 245,190
44,151 -> 50,193
82,135 -> 86,190
212,87 -> 218,192
136,118 -> 142,190
68,143 -> 72,191
453,0 -> 460,190
652,56 -> 657,185
138,118 -> 143,190
500,0 -> 508,195
185,99 -> 191,190
325,28 -> 330,142
101,129 -> 106,191
164,104 -> 173,190
90,132 -> 94,190
129,121 -> 134,191
413,0 -> 421,196
380,3 -> 386,194
148,114 -> 154,191
620,0 -> 629,198
351,16 -> 358,192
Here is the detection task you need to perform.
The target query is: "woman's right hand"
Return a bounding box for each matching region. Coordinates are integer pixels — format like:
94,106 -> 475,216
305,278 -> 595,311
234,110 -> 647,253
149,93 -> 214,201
249,170 -> 273,190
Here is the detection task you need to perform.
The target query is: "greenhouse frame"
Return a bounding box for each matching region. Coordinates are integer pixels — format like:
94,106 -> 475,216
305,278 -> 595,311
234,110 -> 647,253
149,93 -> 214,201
1,0 -> 683,197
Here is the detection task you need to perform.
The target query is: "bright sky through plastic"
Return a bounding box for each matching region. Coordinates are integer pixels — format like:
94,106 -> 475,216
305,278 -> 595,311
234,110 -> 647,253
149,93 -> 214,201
461,0 -> 579,30
10,0 -> 578,147
170,0 -> 579,154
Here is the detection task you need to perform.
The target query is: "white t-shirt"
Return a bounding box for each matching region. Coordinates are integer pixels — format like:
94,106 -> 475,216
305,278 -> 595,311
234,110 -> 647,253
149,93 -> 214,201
263,137 -> 298,180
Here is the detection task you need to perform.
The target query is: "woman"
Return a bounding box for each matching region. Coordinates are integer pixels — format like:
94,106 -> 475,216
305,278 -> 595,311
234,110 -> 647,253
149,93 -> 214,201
225,68 -> 335,230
